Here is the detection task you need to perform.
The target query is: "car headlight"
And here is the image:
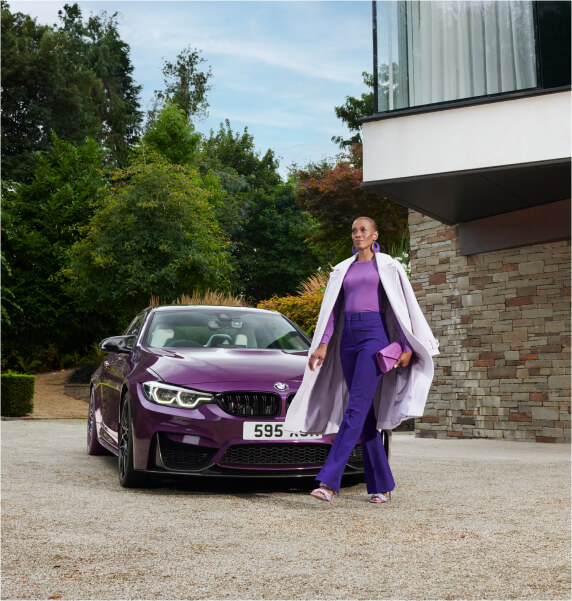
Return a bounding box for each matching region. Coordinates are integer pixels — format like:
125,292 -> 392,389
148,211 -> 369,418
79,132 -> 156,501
142,382 -> 214,409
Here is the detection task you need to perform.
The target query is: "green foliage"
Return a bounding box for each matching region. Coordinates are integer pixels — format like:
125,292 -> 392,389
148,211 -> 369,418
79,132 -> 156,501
1,134 -> 107,360
234,181 -> 320,301
152,46 -> 212,120
65,151 -> 232,323
143,102 -> 201,165
332,72 -> 374,148
200,120 -> 281,192
1,1 -> 141,181
199,120 -> 317,300
1,372 -> 35,417
0,251 -> 21,327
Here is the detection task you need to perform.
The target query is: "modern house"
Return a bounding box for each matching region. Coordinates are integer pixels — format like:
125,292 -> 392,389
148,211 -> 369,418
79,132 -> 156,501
362,1 -> 571,442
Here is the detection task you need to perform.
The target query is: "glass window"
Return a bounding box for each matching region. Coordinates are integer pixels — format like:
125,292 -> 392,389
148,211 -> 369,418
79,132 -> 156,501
536,1 -> 571,88
144,309 -> 310,351
125,311 -> 147,337
376,1 -> 538,112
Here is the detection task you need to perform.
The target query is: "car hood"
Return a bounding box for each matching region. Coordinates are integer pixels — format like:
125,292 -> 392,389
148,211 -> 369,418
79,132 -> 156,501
139,347 -> 308,391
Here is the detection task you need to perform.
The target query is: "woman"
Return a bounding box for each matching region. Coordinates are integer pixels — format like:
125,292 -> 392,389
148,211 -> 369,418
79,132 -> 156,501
284,217 -> 439,504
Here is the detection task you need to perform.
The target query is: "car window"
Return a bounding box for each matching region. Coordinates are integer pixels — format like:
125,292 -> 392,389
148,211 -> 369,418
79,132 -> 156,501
124,311 -> 147,337
144,310 -> 310,351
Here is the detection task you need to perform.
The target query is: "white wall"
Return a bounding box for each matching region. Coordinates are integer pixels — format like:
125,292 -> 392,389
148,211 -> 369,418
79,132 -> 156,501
363,91 -> 571,183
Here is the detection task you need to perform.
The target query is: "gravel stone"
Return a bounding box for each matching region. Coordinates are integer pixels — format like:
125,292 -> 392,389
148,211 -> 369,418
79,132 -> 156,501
1,420 -> 570,600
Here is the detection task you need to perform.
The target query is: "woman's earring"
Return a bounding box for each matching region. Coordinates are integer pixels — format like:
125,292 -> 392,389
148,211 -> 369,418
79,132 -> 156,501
373,241 -> 381,253
352,245 -> 358,256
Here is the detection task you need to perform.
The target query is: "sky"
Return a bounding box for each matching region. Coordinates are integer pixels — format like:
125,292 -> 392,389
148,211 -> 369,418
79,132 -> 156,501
10,0 -> 374,176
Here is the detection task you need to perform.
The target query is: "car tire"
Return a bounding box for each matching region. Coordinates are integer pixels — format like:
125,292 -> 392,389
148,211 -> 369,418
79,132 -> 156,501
118,395 -> 146,488
87,388 -> 109,455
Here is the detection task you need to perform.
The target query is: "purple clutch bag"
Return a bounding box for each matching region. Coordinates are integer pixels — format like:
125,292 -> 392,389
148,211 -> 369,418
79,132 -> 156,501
376,342 -> 403,373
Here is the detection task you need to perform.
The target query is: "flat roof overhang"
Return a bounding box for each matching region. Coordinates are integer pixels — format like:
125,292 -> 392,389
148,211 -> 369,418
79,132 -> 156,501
361,158 -> 571,226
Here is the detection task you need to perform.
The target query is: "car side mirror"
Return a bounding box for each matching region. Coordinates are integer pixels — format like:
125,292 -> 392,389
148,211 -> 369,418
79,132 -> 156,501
99,335 -> 135,354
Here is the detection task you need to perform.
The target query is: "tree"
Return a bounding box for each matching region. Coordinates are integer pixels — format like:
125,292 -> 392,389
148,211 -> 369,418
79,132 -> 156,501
295,145 -> 408,266
152,46 -> 212,121
1,2 -> 141,181
79,7 -> 142,166
199,119 -> 282,244
198,120 -> 318,299
1,135 -> 107,360
235,182 -> 319,300
65,151 -> 231,323
142,102 -> 201,165
332,72 -> 374,148
200,120 -> 281,192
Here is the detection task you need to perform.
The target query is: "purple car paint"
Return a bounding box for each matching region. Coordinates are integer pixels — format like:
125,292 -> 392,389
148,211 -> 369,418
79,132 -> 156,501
88,305 -> 364,488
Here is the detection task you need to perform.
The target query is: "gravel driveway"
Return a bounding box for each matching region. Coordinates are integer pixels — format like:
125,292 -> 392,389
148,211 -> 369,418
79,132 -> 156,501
1,419 -> 570,600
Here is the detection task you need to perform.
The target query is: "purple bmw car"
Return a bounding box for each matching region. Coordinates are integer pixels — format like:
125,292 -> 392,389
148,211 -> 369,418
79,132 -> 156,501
88,305 -> 364,487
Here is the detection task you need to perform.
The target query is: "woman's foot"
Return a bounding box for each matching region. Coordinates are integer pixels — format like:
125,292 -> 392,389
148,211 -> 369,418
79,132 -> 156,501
310,485 -> 335,504
369,492 -> 391,503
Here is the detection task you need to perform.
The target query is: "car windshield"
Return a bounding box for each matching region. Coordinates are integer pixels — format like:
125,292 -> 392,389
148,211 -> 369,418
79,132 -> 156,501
144,309 -> 310,351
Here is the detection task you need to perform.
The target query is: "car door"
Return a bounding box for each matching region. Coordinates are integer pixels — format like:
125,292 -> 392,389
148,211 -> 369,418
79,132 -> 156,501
100,311 -> 147,445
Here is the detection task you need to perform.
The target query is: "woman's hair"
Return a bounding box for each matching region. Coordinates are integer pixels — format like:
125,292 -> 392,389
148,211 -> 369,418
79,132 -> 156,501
354,216 -> 378,232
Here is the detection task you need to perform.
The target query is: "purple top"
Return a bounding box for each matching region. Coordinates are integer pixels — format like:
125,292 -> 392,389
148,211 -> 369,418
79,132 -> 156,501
320,259 -> 412,353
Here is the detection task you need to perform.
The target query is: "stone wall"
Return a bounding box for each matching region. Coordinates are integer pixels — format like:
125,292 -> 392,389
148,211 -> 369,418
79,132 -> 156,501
409,211 -> 571,442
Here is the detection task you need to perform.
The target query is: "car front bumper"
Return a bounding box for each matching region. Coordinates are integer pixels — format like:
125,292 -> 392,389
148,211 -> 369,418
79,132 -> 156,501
129,382 -> 364,477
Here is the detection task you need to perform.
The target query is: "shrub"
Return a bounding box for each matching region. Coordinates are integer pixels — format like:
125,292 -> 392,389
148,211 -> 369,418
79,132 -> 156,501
258,291 -> 324,337
258,269 -> 331,336
1,372 -> 35,416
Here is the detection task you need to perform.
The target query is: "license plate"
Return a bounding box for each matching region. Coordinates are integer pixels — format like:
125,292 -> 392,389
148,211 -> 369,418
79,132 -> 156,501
243,422 -> 322,440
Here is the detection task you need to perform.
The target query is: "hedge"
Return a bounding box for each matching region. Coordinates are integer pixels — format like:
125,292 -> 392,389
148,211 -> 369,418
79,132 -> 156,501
1,373 -> 35,417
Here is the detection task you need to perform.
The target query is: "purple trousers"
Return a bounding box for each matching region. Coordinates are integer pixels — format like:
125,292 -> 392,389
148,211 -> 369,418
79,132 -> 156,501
316,312 -> 396,494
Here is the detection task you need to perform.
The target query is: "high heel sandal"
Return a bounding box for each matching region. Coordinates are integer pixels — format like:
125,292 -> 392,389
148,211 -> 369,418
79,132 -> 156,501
369,491 -> 392,503
310,486 -> 334,504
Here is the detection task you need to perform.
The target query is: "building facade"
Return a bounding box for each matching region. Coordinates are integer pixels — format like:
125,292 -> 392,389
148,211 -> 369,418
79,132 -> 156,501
363,1 -> 571,442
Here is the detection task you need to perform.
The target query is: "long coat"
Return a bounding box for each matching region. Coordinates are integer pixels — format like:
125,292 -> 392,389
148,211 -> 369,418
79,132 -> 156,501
284,252 -> 439,434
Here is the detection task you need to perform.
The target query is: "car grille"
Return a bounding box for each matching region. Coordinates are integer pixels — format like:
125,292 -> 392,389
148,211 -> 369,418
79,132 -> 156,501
157,434 -> 213,471
217,391 -> 281,417
286,392 -> 296,411
220,443 -> 331,467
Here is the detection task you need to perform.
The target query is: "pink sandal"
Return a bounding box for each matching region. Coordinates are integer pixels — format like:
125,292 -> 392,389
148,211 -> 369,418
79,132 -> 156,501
310,487 -> 334,504
369,492 -> 392,503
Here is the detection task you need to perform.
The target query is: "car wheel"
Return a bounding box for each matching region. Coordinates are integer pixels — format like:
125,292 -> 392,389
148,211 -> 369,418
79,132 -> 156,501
118,395 -> 145,488
87,388 -> 108,455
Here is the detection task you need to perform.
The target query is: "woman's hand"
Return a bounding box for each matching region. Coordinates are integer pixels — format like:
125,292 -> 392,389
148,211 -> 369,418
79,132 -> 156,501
308,343 -> 327,371
394,351 -> 413,369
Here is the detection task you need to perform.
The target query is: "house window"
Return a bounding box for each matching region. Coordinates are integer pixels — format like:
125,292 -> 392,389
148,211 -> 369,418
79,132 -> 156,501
374,1 -> 569,113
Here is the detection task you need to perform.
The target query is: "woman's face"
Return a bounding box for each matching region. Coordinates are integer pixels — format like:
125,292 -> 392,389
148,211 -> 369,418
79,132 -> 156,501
352,218 -> 378,252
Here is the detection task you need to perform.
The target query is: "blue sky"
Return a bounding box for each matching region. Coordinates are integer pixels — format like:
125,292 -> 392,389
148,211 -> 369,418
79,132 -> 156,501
11,0 -> 374,176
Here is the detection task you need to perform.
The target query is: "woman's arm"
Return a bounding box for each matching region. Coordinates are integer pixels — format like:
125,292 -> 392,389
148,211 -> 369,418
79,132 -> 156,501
319,289 -> 343,345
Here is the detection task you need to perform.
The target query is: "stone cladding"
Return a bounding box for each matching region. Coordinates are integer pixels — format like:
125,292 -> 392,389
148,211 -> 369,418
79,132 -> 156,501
409,210 -> 571,442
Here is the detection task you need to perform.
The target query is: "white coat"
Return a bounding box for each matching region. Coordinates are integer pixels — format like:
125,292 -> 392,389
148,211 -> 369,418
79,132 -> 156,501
284,252 -> 439,434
